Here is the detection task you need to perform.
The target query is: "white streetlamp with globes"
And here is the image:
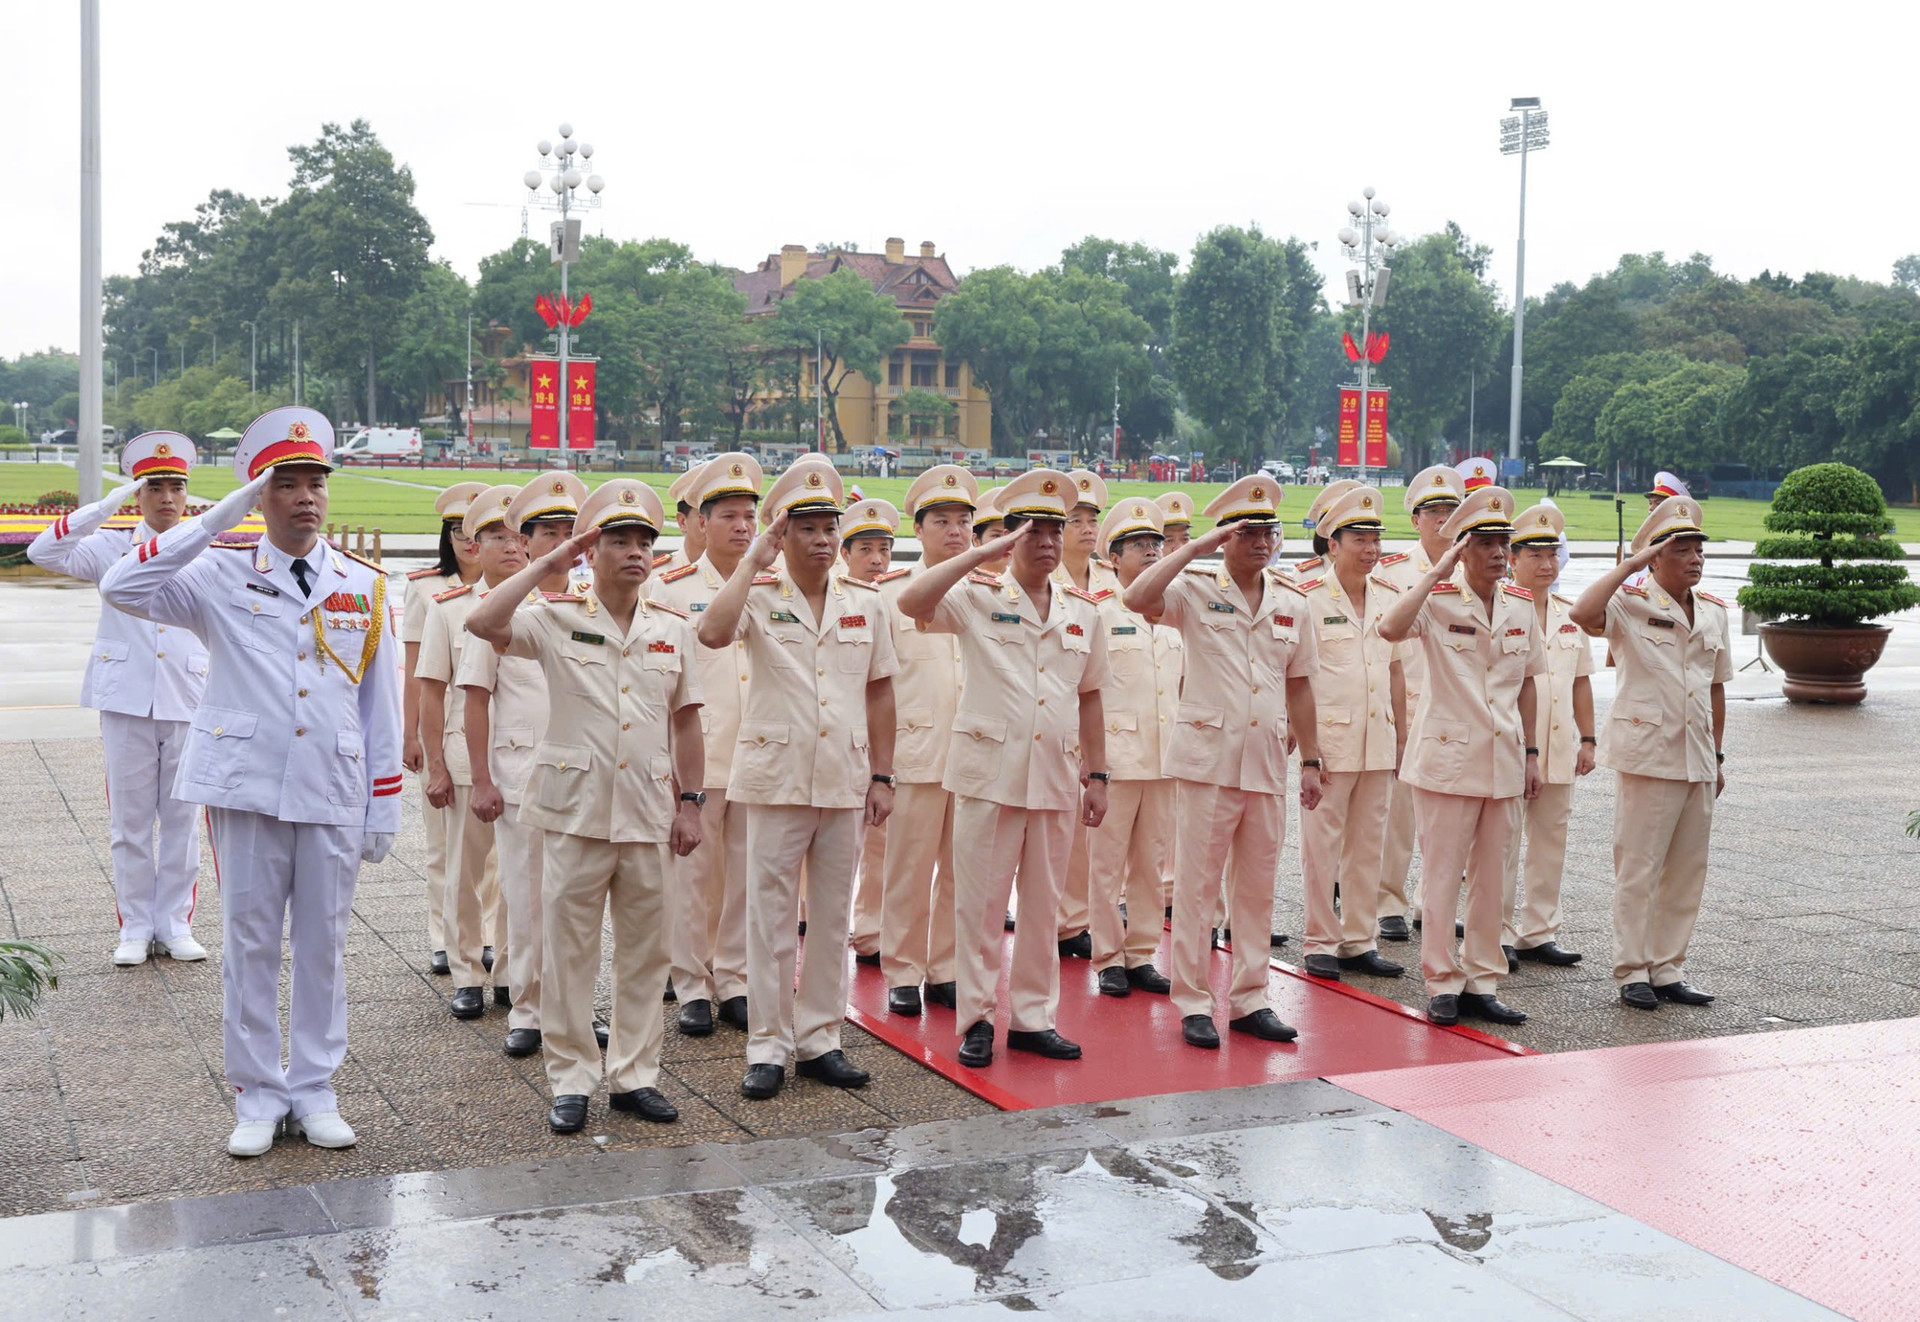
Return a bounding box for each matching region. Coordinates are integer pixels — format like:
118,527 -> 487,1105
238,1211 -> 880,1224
523,123 -> 604,453
1338,187 -> 1397,485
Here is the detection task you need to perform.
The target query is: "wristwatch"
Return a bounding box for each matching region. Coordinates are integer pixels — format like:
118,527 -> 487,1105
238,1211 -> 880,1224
871,773 -> 896,786
1087,771 -> 1111,783
1300,758 -> 1322,769
679,791 -> 707,807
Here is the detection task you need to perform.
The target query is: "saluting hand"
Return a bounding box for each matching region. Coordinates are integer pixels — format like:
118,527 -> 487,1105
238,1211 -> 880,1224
541,527 -> 599,574
988,520 -> 1036,554
747,510 -> 788,571
1191,520 -> 1241,556
1429,536 -> 1467,582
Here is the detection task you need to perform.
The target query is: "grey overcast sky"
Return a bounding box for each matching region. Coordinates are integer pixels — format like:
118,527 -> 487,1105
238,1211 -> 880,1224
2,0 -> 1912,359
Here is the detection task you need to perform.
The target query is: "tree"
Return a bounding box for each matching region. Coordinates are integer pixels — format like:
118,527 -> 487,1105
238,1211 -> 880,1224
1894,255 -> 1920,293
889,388 -> 956,440
384,262 -> 471,428
768,269 -> 910,451
1592,360 -> 1744,478
1061,237 -> 1180,447
1542,350 -> 1687,462
1836,322 -> 1920,494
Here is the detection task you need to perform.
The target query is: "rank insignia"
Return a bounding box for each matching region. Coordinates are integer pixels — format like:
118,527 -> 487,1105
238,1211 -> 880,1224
838,615 -> 867,629
648,641 -> 675,654
1066,623 -> 1084,636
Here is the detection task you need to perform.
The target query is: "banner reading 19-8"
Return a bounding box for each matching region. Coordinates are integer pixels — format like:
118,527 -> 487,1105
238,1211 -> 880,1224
1337,387 -> 1389,467
528,358 -> 596,449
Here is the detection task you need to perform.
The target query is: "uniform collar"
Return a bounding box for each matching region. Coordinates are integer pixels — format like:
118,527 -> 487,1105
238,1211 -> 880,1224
254,537 -> 343,590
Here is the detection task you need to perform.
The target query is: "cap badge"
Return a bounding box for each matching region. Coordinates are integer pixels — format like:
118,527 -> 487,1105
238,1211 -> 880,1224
806,471 -> 823,488
1133,503 -> 1146,517
500,494 -> 511,507
289,421 -> 310,442
1433,473 -> 1445,486
1490,498 -> 1503,512
1537,512 -> 1550,525
550,479 -> 567,495
1252,485 -> 1265,500
154,442 -> 172,458
620,489 -> 637,505
1041,479 -> 1057,494
1079,477 -> 1091,491
1360,494 -> 1372,508
943,473 -> 957,487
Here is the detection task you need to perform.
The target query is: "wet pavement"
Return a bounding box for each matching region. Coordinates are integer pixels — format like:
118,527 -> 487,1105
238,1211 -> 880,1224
0,1080 -> 1840,1321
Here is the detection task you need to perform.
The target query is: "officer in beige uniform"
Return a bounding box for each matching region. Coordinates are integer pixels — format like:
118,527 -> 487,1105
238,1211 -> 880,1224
840,496 -> 901,973
1502,503 -> 1593,969
1379,485 -> 1544,1028
657,461 -> 711,577
971,489 -> 1008,569
1154,491 -> 1194,553
404,482 -> 487,974
1087,498 -> 1181,998
697,458 -> 898,1100
1291,479 -> 1361,570
1053,469 -> 1118,958
1377,465 -> 1464,942
1295,486 -> 1408,982
465,479 -> 704,1134
1571,495 -> 1729,1011
458,474 -> 588,1057
1123,476 -> 1320,1051
648,454 -> 764,1037
897,469 -> 1110,1068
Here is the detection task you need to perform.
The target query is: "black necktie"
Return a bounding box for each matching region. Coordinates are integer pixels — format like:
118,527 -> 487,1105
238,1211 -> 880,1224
292,558 -> 313,598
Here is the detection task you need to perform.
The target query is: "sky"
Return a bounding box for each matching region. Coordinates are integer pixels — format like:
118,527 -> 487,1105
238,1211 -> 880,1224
2,0 -> 1913,361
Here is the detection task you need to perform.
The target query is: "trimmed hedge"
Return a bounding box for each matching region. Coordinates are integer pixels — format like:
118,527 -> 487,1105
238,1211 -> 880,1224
1739,463 -> 1920,629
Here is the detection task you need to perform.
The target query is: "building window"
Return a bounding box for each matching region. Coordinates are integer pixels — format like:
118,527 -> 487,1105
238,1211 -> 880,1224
911,353 -> 938,389
888,354 -> 903,387
944,362 -> 960,389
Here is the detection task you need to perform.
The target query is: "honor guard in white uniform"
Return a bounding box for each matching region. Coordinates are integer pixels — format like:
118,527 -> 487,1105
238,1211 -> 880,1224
1086,498 -> 1181,997
1295,486 -> 1409,981
100,407 -> 403,1158
1456,456 -> 1499,493
1571,495 -> 1729,1012
1502,503 -> 1594,968
1623,472 -> 1689,593
466,479 -> 705,1133
647,452 -> 764,1038
30,433 -> 211,965
457,473 -> 588,1057
1123,476 -> 1320,1051
867,469 -> 976,1016
403,481 -> 488,975
1053,469 -> 1118,958
696,458 -> 899,1100
838,496 -> 901,974
1377,465 -> 1464,942
1378,485 -> 1544,1029
1155,491 -> 1195,553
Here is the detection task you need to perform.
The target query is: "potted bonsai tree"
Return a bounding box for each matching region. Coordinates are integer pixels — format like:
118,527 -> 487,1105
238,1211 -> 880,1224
1740,462 -> 1920,704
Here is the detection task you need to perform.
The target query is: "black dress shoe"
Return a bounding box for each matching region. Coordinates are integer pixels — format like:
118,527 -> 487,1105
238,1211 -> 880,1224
797,1049 -> 871,1088
1514,941 -> 1583,966
1458,992 -> 1528,1025
958,1021 -> 993,1067
1182,1014 -> 1220,1049
1304,954 -> 1342,980
925,981 -> 957,1009
594,1019 -> 610,1049
494,986 -> 512,1008
888,985 -> 923,1016
717,996 -> 749,1031
1126,964 -> 1172,994
1007,1028 -> 1082,1059
450,987 -> 485,1020
1098,967 -> 1131,997
429,950 -> 450,976
482,945 -> 494,972
677,998 -> 714,1036
1211,927 -> 1223,950
663,979 -> 677,1004
796,920 -> 807,938
503,1027 -> 542,1057
609,1087 -> 678,1122
854,950 -> 881,967
1230,1009 -> 1299,1042
1004,912 -> 1016,932
1455,921 -> 1466,938
1269,932 -> 1289,949
1057,932 -> 1092,960
1427,994 -> 1460,1026
1503,945 -> 1519,973
740,1064 -> 785,1099
1654,981 -> 1715,1006
1164,905 -> 1173,922
548,1094 -> 588,1133
1619,981 -> 1659,1011
1338,950 -> 1404,978
1378,915 -> 1411,942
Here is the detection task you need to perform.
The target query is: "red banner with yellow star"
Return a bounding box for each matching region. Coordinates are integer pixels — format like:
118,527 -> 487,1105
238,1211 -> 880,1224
529,359 -> 560,448
566,360 -> 595,449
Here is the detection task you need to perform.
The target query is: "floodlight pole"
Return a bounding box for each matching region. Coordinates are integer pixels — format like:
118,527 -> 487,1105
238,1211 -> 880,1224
1502,99 -> 1550,469
78,0 -> 104,499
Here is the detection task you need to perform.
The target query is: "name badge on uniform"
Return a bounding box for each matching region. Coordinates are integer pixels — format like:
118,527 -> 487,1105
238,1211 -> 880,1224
689,602 -> 707,612
570,631 -> 605,645
1649,617 -> 1676,629
246,581 -> 281,598
1110,625 -> 1137,635
1207,600 -> 1236,614
1322,615 -> 1349,626
770,610 -> 801,623
1448,624 -> 1477,636
992,611 -> 1022,624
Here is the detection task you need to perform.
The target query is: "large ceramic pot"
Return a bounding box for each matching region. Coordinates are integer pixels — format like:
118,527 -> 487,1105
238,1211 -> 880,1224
1758,622 -> 1893,705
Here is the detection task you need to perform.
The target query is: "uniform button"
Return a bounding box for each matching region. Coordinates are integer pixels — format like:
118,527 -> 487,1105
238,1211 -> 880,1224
298,689 -> 308,698
618,761 -> 628,770
1439,734 -> 1449,744
622,722 -> 631,731
623,648 -> 631,657
821,698 -> 829,707
1038,666 -> 1046,673
1369,685 -> 1376,694
1037,698 -> 1046,706
756,736 -> 767,744
1034,734 -> 1043,742
251,604 -> 260,613
1553,722 -> 1561,730
1250,720 -> 1259,727
155,651 -> 165,658
736,640 -> 745,649
818,667 -> 826,675
1325,717 -> 1334,725
1251,685 -> 1260,694
1157,688 -> 1164,695
739,675 -> 748,682
295,727 -> 306,737
819,730 -> 828,738
558,761 -> 568,769
1631,716 -> 1642,725
213,726 -> 224,736
298,651 -> 307,660
621,685 -> 629,693
157,626 -> 165,633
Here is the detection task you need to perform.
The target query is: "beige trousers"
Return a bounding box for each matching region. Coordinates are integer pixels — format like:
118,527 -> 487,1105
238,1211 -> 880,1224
540,831 -> 671,1097
1171,779 -> 1284,1022
1300,769 -> 1393,959
442,787 -> 499,988
423,798 -> 449,950
1412,788 -> 1519,997
1057,818 -> 1091,940
744,804 -> 860,1067
850,817 -> 888,958
1502,781 -> 1574,950
952,796 -> 1073,1034
669,791 -> 748,1006
880,782 -> 956,990
1379,772 -> 1418,919
1612,773 -> 1715,989
495,803 -> 545,1031
1088,778 -> 1173,971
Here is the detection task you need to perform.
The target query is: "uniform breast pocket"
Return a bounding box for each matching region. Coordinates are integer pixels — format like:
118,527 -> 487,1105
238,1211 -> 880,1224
1318,704 -> 1355,755
1418,717 -> 1470,780
227,586 -> 283,652
1060,628 -> 1090,656
329,730 -> 366,808
766,628 -> 810,668
894,617 -> 936,661
534,743 -> 593,813
560,644 -> 609,695
186,705 -> 256,789
187,651 -> 210,679
834,630 -> 872,674
642,644 -> 683,682
91,639 -> 130,698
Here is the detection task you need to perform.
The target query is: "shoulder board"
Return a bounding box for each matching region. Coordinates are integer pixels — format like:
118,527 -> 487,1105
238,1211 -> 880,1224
648,600 -> 690,619
1434,582 -> 1458,592
876,567 -> 912,583
1698,590 -> 1727,607
751,572 -> 781,586
1622,583 -> 1648,598
844,577 -> 880,591
1092,555 -> 1114,569
1296,577 -> 1324,593
408,566 -> 445,581
1062,585 -> 1102,604
540,591 -> 577,602
209,538 -> 253,550
339,546 -> 384,574
657,563 -> 698,584
1377,552 -> 1409,567
1271,577 -> 1308,597
1551,592 -> 1576,607
433,584 -> 473,603
651,551 -> 673,567
1293,555 -> 1323,572
1369,574 -> 1401,592
1183,564 -> 1214,576
1504,584 -> 1533,601
967,570 -> 1002,587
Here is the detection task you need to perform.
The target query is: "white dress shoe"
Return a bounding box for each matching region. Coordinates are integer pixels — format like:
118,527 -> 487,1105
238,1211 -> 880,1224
112,938 -> 150,966
291,1111 -> 357,1148
157,934 -> 208,961
227,1118 -> 281,1158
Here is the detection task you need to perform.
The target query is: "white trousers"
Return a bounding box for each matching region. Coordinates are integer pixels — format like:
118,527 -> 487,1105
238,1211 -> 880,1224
1171,780 -> 1284,1021
495,802 -> 544,1031
442,786 -> 498,988
422,797 -> 449,951
207,808 -> 360,1123
744,805 -> 859,1067
669,790 -> 749,1006
101,711 -> 201,943
850,816 -> 887,958
1412,788 -> 1520,997
952,797 -> 1073,1034
1299,768 -> 1393,959
879,782 -> 957,989
1087,778 -> 1173,972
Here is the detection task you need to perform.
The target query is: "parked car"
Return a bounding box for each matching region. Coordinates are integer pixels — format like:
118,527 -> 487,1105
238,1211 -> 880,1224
333,426 -> 423,463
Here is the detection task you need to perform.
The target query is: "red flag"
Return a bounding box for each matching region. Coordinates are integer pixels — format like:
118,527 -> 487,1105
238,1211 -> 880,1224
535,295 -> 558,330
1342,332 -> 1361,362
571,293 -> 592,326
1368,332 -> 1390,363
528,358 -> 559,448
566,361 -> 596,449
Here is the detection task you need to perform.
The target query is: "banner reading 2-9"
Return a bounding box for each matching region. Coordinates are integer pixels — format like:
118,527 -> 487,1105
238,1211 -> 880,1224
1337,387 -> 1390,467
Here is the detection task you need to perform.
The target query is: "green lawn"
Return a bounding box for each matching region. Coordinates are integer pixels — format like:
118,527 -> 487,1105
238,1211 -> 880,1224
5,462 -> 1916,542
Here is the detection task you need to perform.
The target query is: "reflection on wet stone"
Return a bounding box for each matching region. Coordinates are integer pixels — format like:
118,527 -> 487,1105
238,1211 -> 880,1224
1426,1209 -> 1495,1254
884,1161 -> 1045,1293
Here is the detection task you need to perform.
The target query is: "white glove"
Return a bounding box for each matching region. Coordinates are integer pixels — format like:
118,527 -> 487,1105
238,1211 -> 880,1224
202,472 -> 272,536
62,478 -> 144,537
360,832 -> 395,864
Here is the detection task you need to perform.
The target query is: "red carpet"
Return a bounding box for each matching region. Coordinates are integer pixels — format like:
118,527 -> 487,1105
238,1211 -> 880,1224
844,930 -> 1522,1112
1332,1018 -> 1920,1322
